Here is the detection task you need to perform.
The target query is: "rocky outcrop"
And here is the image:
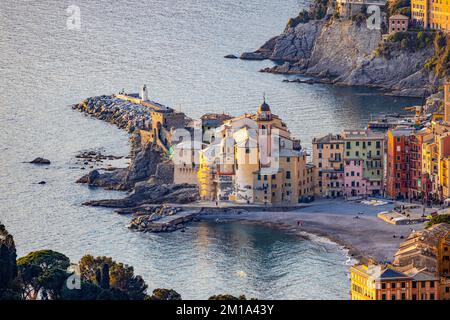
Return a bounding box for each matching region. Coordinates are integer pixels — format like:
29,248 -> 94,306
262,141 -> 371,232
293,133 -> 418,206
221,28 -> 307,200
83,183 -> 198,208
77,139 -> 163,191
247,20 -> 324,63
242,17 -> 439,97
149,161 -> 174,185
127,205 -> 188,232
29,157 -> 51,165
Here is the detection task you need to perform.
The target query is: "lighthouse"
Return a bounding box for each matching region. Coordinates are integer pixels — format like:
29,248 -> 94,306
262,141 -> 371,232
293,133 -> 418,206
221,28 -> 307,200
140,84 -> 149,102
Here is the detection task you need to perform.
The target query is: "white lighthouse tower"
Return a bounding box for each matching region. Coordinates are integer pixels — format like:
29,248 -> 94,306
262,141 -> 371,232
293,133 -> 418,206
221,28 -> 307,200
140,84 -> 149,101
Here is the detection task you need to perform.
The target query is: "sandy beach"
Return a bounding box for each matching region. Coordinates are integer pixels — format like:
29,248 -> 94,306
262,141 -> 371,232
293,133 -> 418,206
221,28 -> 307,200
201,198 -> 424,263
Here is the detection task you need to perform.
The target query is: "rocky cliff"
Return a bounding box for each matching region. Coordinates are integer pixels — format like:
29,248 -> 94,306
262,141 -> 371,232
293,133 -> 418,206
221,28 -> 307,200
242,17 -> 441,97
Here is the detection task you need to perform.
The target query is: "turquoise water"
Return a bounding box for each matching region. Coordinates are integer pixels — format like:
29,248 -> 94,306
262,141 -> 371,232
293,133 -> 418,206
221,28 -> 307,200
0,0 -> 420,299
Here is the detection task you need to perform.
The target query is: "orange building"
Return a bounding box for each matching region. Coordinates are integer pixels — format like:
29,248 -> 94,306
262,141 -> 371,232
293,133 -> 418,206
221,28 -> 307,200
350,263 -> 440,300
411,0 -> 450,31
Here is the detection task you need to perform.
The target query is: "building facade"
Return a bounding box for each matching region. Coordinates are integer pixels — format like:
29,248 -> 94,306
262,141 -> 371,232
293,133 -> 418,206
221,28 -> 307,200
386,127 -> 415,199
312,134 -> 345,197
411,0 -> 450,31
198,101 -> 312,204
388,14 -> 409,33
342,130 -> 385,197
351,223 -> 450,300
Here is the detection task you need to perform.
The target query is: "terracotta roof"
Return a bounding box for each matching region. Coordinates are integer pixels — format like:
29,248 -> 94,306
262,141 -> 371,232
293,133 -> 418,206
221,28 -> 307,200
389,14 -> 409,20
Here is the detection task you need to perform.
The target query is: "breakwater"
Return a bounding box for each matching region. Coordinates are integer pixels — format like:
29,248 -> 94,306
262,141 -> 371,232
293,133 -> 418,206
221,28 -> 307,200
72,95 -> 153,133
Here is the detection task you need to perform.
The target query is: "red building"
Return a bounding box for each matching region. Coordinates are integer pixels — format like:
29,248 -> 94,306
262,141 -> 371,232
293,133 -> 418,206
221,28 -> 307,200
386,127 -> 415,199
386,126 -> 432,202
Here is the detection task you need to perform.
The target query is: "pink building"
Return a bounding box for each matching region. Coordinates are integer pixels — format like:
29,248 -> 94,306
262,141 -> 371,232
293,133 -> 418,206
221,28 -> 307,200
344,159 -> 367,197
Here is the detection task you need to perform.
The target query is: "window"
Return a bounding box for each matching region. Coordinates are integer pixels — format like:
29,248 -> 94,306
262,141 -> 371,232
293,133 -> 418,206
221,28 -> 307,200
381,283 -> 386,289
421,281 -> 426,288
391,282 -> 396,289
401,282 -> 405,288
430,294 -> 435,300
401,293 -> 406,300
346,142 -> 351,149
391,294 -> 396,300
381,294 -> 386,300
430,281 -> 435,288
412,294 -> 417,300
286,171 -> 291,179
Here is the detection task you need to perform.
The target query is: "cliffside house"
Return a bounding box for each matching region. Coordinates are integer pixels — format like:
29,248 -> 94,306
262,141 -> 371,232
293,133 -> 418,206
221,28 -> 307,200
388,14 -> 409,33
336,0 -> 386,18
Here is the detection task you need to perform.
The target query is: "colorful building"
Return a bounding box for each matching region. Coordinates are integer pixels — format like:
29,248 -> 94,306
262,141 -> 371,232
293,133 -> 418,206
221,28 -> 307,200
388,14 -> 409,33
342,130 -> 385,197
198,100 -> 312,204
350,263 -> 440,300
411,0 -> 450,31
351,223 -> 450,300
386,127 -> 415,200
312,134 -> 345,197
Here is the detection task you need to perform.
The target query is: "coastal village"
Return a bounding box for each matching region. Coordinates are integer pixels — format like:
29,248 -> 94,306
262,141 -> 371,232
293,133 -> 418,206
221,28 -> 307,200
67,0 -> 450,301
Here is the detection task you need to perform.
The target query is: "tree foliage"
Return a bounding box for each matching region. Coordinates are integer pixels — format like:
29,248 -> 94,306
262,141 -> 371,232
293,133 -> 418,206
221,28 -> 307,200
286,0 -> 329,29
147,288 -> 182,300
0,223 -> 21,300
387,0 -> 411,17
426,215 -> 450,228
17,250 -> 70,300
79,255 -> 147,300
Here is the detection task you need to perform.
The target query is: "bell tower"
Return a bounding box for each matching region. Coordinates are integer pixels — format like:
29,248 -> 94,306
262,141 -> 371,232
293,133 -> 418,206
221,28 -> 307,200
140,84 -> 149,102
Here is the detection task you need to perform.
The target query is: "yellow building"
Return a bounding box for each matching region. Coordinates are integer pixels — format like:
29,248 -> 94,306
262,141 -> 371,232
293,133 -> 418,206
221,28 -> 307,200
312,133 -> 345,197
198,100 -> 312,204
411,0 -> 450,31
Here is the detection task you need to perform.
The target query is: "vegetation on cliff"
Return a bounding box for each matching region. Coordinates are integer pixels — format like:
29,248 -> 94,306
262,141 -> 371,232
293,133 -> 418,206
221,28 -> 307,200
285,0 -> 329,30
426,214 -> 450,228
424,32 -> 450,78
375,31 -> 434,58
386,0 -> 411,17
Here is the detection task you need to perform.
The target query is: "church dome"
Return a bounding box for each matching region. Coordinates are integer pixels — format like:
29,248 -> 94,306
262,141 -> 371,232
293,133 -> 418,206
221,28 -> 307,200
258,100 -> 271,113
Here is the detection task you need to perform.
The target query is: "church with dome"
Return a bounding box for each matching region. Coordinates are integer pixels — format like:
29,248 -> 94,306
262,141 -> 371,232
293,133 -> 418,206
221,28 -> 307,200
195,99 -> 315,204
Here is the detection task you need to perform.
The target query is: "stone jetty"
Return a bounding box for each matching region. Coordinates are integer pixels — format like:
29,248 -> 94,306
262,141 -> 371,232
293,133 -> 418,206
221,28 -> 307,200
72,95 -> 152,132
128,205 -> 200,233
